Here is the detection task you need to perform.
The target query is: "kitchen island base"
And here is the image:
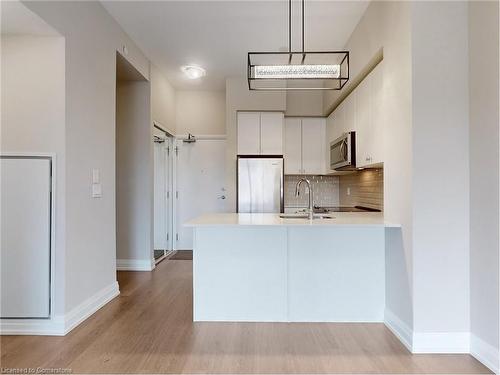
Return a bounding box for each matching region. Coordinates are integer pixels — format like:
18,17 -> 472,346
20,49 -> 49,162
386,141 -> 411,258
191,219 -> 385,322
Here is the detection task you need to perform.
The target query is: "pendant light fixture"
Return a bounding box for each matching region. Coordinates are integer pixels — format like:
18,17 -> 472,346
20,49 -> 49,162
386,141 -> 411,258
247,0 -> 349,91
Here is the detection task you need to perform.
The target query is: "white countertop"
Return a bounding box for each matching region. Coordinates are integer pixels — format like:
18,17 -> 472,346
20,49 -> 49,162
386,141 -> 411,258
185,213 -> 401,228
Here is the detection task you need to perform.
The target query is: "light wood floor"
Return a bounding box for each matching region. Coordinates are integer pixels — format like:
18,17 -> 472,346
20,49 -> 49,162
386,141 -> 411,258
1,259 -> 491,374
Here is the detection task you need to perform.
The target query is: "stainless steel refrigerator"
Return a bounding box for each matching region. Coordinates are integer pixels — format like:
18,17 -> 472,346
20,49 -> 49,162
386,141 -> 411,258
237,156 -> 284,213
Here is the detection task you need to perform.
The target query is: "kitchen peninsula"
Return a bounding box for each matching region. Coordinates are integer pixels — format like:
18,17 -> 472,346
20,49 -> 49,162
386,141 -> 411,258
186,213 -> 400,322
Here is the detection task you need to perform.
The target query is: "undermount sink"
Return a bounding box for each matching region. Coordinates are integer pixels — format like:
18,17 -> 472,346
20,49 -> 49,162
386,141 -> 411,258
279,213 -> 335,220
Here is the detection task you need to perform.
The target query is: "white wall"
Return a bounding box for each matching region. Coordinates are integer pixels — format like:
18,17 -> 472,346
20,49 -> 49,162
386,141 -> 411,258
151,64 -> 176,134
176,90 -> 226,136
285,91 -> 323,117
1,35 -> 65,315
411,0 -> 470,339
23,1 -> 152,314
225,77 -> 287,211
469,0 -> 499,367
116,80 -> 153,266
323,1 -> 414,332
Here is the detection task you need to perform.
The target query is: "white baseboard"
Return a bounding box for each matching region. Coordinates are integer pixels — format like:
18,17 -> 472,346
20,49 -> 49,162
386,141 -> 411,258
412,331 -> 470,353
1,281 -> 119,336
384,308 -> 413,351
471,334 -> 500,374
117,258 -> 155,271
63,281 -> 120,334
0,317 -> 65,336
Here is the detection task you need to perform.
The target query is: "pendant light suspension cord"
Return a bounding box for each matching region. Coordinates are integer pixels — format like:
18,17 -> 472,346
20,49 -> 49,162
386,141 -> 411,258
302,0 -> 305,54
288,0 -> 306,60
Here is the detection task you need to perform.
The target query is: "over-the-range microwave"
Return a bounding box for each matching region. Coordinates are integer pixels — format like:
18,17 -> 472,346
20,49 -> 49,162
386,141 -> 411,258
330,132 -> 356,171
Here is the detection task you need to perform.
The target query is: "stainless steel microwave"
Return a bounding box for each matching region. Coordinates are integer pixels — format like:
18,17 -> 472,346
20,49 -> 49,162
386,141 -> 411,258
330,132 -> 356,171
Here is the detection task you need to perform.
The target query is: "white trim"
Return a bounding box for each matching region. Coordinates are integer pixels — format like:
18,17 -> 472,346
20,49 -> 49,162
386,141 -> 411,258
471,334 -> 500,374
384,308 -> 413,352
1,281 -> 119,336
64,281 -> 120,334
175,134 -> 226,140
116,258 -> 155,271
412,332 -> 470,353
0,318 -> 65,336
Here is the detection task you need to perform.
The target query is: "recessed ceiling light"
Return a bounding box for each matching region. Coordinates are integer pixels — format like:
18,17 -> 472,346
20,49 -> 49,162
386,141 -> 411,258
181,65 -> 206,80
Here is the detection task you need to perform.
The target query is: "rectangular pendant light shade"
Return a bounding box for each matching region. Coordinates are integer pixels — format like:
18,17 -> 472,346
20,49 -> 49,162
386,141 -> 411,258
248,51 -> 349,91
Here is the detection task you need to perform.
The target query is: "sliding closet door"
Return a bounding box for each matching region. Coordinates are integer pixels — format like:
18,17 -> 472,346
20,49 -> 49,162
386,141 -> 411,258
154,140 -> 168,254
1,156 -> 51,318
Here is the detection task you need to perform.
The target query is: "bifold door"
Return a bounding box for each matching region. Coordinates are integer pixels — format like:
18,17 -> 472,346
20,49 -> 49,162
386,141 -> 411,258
1,156 -> 51,318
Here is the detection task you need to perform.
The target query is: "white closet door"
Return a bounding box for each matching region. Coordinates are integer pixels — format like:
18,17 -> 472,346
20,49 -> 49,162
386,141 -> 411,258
1,157 -> 51,318
284,118 -> 302,174
176,139 -> 227,250
302,118 -> 326,175
154,141 -> 168,251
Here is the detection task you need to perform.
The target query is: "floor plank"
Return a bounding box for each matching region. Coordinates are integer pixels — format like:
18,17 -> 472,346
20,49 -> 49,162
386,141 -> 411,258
0,259 -> 491,374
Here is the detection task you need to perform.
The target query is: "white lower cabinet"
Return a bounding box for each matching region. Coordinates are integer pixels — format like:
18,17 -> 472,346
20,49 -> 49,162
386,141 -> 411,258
284,117 -> 326,175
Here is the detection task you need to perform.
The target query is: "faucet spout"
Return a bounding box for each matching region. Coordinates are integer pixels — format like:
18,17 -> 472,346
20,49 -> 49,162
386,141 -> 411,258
295,178 -> 314,220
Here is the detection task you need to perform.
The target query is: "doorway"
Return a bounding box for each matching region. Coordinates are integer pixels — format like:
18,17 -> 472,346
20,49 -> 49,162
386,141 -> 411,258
153,124 -> 174,263
175,137 -> 227,250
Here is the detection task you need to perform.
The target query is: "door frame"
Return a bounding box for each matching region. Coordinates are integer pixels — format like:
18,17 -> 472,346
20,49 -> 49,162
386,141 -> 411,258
153,123 -> 175,262
173,134 -> 226,251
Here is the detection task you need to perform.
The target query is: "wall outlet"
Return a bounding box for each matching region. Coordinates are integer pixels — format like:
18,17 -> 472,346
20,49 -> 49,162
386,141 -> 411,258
347,187 -> 351,196
92,168 -> 100,184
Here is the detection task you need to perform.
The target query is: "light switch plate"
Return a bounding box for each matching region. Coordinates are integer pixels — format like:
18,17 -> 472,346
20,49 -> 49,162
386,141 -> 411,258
92,183 -> 102,198
92,169 -> 100,184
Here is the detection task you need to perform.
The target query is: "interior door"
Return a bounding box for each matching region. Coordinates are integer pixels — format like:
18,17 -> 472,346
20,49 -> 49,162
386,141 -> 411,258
1,156 -> 51,318
176,138 -> 226,250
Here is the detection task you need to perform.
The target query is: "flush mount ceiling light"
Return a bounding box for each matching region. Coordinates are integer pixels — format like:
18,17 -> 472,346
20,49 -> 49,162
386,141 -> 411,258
181,65 -> 206,80
247,0 -> 349,91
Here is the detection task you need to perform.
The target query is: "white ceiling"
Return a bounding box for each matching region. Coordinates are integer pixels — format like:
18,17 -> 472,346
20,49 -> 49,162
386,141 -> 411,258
1,0 -> 59,36
102,1 -> 369,91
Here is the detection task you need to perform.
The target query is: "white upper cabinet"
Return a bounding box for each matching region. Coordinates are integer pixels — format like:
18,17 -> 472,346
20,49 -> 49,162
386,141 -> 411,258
302,118 -> 326,175
284,117 -> 326,175
237,112 -> 261,155
355,75 -> 371,167
325,62 -> 385,170
369,63 -> 384,166
237,111 -> 283,155
356,63 -> 384,168
260,112 -> 284,155
284,118 -> 302,174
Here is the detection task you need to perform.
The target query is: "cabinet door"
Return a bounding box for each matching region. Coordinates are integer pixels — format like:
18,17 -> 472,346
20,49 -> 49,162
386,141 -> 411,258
260,112 -> 283,155
237,112 -> 261,155
1,157 -> 51,318
355,76 -> 372,168
302,118 -> 326,175
284,118 -> 302,174
370,64 -> 384,165
344,92 -> 356,135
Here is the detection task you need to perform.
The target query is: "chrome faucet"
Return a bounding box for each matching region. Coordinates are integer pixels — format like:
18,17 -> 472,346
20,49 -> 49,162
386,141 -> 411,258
295,178 -> 314,220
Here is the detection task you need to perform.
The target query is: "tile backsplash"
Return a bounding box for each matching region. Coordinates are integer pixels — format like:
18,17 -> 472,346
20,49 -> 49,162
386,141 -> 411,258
284,175 -> 340,208
339,169 -> 384,211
